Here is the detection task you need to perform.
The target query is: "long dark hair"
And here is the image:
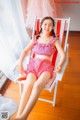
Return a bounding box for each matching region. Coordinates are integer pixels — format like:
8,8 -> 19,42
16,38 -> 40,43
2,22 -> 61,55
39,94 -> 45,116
36,16 -> 56,39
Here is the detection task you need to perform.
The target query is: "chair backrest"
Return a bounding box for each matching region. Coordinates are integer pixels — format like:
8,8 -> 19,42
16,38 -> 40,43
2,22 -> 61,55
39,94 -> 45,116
32,17 -> 70,68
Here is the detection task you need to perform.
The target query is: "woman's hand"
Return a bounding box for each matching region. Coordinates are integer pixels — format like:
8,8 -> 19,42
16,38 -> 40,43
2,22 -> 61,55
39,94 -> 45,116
18,64 -> 26,79
53,66 -> 62,72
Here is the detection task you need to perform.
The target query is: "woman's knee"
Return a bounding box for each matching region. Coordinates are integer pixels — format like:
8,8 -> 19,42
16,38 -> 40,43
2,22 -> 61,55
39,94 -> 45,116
33,82 -> 44,91
23,80 -> 35,90
33,72 -> 51,90
25,73 -> 37,86
24,79 -> 35,88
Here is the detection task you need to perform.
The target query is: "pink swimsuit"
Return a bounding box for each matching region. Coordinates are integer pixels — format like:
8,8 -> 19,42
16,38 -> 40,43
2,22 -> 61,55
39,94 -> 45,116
25,37 -> 58,79
32,37 -> 57,56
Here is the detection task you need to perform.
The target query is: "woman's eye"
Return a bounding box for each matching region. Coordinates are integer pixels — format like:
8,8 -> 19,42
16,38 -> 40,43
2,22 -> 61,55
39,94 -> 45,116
49,24 -> 52,26
44,24 -> 47,26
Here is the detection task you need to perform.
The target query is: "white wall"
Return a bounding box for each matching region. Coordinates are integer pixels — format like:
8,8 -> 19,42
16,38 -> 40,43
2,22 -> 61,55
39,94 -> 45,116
61,4 -> 80,31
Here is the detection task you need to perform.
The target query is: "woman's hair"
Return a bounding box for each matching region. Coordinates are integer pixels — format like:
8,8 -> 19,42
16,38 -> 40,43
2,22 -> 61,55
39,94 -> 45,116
36,16 -> 56,39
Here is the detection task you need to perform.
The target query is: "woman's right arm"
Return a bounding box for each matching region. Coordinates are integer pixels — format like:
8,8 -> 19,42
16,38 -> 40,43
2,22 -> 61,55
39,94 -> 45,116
18,40 -> 34,74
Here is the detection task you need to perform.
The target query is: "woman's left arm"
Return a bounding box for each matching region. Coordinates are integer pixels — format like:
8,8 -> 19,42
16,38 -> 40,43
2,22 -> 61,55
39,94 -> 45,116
54,40 -> 66,72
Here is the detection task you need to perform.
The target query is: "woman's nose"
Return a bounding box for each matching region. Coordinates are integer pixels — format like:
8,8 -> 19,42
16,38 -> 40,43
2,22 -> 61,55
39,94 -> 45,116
46,25 -> 49,29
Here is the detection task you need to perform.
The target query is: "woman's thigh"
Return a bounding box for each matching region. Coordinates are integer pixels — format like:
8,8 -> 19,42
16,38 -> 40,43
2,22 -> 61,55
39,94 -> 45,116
24,72 -> 37,86
35,71 -> 51,89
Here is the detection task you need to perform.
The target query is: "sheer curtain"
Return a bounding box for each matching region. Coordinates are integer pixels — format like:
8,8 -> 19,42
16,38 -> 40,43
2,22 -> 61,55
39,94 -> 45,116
0,0 -> 31,81
25,0 -> 57,29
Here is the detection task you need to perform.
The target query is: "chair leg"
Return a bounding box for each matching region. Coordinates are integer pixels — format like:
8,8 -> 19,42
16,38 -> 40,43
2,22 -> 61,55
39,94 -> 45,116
19,83 -> 23,96
52,81 -> 58,106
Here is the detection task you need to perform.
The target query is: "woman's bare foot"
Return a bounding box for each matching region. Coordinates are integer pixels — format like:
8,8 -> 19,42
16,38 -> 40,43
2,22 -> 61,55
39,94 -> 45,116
10,118 -> 22,120
10,116 -> 27,120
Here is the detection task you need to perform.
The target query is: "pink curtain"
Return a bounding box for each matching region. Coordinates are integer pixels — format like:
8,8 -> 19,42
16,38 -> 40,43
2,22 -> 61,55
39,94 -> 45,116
21,0 -> 63,29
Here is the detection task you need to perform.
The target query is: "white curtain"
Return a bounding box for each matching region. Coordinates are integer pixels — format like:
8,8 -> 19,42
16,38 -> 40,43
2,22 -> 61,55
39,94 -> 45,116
0,0 -> 31,81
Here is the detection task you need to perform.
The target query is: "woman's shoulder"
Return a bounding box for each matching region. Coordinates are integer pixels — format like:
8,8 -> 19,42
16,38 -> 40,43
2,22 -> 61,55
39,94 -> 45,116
50,36 -> 59,44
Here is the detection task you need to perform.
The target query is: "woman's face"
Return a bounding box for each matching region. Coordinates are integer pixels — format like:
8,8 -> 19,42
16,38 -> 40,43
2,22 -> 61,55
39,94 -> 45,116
41,19 -> 54,34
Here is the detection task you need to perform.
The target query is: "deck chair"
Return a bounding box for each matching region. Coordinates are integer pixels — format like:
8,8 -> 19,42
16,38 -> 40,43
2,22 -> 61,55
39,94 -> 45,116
13,17 -> 70,106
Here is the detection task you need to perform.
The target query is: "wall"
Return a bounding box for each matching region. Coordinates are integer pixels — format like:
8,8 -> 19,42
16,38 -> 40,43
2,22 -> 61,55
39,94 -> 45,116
61,4 -> 80,31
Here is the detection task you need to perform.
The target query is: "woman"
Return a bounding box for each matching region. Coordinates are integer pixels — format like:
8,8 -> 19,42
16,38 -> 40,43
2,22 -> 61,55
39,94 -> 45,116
14,16 -> 65,120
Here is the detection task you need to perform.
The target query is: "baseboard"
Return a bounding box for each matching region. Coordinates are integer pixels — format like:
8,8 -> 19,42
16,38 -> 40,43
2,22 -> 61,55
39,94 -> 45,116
69,31 -> 80,34
0,79 -> 10,94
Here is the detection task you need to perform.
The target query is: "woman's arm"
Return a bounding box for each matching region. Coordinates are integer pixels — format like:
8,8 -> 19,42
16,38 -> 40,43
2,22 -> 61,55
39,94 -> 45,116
18,40 -> 34,74
54,40 -> 66,72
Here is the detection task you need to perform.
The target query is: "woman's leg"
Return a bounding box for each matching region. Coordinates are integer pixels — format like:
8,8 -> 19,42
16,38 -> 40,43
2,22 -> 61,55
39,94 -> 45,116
16,73 -> 37,117
15,71 -> 51,120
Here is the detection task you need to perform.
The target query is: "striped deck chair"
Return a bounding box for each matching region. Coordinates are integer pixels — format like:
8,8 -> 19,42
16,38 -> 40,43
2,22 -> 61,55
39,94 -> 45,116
14,17 -> 70,106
